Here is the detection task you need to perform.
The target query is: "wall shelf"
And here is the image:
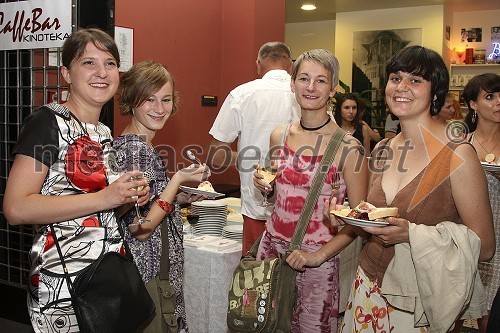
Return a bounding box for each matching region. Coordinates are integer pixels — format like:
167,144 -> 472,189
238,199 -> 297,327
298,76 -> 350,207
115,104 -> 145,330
449,64 -> 500,89
450,64 -> 500,68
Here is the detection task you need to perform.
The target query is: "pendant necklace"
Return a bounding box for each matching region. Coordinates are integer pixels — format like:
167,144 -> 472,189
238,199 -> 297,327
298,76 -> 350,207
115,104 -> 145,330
300,117 -> 331,131
475,135 -> 499,163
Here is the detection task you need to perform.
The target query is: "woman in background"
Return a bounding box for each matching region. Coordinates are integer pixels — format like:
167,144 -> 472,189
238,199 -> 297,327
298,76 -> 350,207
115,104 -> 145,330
460,72 -> 500,333
339,46 -> 494,332
464,73 -> 500,164
254,49 -> 368,332
435,91 -> 462,124
334,92 -> 371,154
114,60 -> 209,332
3,28 -> 149,333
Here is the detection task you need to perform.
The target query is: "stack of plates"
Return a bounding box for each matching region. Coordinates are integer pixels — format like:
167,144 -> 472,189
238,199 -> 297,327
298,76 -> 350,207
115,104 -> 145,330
226,213 -> 244,226
222,224 -> 243,241
190,200 -> 228,236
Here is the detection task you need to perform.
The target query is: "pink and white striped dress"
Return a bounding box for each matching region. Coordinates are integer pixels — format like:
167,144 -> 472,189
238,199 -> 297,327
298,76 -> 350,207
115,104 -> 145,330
265,141 -> 346,245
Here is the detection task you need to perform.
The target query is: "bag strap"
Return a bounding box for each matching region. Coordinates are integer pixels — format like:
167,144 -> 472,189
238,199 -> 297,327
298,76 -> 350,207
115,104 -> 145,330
288,127 -> 346,251
50,224 -> 76,294
159,218 -> 170,280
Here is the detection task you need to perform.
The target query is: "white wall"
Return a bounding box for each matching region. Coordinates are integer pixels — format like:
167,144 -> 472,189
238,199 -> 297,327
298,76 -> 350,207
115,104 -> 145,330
285,20 -> 335,59
335,5 -> 444,89
442,5 -> 454,65
451,9 -> 500,63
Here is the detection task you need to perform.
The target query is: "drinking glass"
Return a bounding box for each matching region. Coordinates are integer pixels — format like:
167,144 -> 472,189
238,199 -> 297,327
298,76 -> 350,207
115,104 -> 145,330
123,154 -> 147,225
257,159 -> 278,207
128,171 -> 147,225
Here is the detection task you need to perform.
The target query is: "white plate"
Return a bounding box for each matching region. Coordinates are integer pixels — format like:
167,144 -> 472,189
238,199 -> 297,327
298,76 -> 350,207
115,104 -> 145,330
218,197 -> 241,206
180,186 -> 225,199
223,225 -> 243,233
191,200 -> 227,208
332,213 -> 389,228
227,213 -> 244,223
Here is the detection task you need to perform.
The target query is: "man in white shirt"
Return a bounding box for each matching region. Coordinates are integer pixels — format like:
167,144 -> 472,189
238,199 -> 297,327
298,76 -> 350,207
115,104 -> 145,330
208,42 -> 300,254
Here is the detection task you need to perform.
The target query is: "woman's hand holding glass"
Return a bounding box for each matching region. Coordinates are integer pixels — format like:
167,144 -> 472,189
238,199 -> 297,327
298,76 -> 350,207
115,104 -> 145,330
253,159 -> 278,207
122,161 -> 150,225
106,171 -> 150,207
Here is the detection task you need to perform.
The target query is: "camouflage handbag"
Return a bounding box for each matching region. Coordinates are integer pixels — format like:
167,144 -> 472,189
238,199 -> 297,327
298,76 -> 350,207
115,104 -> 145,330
227,128 -> 346,333
227,243 -> 297,333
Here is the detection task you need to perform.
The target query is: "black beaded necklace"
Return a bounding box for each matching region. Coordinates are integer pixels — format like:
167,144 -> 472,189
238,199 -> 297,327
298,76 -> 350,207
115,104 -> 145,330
299,117 -> 331,131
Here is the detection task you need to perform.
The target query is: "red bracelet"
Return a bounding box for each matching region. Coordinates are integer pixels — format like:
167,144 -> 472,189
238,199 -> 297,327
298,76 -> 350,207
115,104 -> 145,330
155,198 -> 174,215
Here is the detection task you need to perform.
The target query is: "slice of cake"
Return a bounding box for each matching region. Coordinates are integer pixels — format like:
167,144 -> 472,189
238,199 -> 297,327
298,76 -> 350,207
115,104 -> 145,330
197,181 -> 215,193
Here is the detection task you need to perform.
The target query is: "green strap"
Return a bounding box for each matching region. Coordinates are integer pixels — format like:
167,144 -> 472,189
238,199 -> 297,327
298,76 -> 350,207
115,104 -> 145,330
288,128 -> 346,251
246,127 -> 346,256
159,219 -> 170,280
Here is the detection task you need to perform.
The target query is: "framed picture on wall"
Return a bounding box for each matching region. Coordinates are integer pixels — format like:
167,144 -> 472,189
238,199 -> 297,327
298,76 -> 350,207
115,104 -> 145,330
351,28 -> 422,128
115,26 -> 134,72
461,27 -> 482,43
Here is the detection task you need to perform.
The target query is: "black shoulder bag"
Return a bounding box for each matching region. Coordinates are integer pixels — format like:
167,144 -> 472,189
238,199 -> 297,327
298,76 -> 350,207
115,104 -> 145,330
50,220 -> 155,333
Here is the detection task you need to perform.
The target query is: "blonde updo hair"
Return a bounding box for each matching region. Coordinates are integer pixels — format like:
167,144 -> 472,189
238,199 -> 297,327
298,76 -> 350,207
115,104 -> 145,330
119,60 -> 179,116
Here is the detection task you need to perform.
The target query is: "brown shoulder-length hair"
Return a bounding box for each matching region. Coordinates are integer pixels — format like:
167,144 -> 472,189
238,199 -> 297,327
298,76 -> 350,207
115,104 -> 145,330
334,92 -> 361,127
62,28 -> 120,68
119,60 -> 180,116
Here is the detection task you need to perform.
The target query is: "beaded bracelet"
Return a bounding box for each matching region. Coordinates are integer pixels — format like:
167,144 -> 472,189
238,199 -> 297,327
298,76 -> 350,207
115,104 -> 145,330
155,198 -> 174,215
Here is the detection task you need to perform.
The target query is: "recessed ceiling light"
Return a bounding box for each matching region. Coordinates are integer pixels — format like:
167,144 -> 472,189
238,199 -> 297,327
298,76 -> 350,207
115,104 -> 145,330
301,4 -> 316,11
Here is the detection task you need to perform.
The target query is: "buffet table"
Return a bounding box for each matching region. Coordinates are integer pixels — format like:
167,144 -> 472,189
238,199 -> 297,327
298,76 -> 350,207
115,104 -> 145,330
184,243 -> 242,333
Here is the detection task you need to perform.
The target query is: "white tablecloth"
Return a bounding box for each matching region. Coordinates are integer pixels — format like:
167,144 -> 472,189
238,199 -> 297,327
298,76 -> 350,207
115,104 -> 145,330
184,244 -> 242,333
183,234 -> 360,332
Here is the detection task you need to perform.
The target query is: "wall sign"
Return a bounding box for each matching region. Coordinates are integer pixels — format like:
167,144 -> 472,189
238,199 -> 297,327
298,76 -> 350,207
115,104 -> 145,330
115,26 -> 134,72
0,0 -> 72,50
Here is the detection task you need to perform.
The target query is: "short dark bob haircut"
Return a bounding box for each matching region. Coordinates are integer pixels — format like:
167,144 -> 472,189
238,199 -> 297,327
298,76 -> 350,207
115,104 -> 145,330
386,45 -> 449,116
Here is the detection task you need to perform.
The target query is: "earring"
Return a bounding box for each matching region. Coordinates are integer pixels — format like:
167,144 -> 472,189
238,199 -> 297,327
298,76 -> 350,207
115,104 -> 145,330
472,110 -> 477,123
431,100 -> 436,114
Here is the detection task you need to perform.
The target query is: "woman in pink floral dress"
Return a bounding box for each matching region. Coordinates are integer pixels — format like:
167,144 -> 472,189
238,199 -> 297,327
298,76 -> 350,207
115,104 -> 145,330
253,49 -> 368,332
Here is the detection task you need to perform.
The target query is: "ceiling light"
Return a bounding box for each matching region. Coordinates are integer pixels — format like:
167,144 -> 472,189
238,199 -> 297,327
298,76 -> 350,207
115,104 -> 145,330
301,4 -> 316,11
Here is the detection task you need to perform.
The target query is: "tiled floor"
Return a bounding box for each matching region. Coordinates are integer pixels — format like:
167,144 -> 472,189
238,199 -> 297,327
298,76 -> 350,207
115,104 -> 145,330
0,314 -> 480,332
0,318 -> 34,333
